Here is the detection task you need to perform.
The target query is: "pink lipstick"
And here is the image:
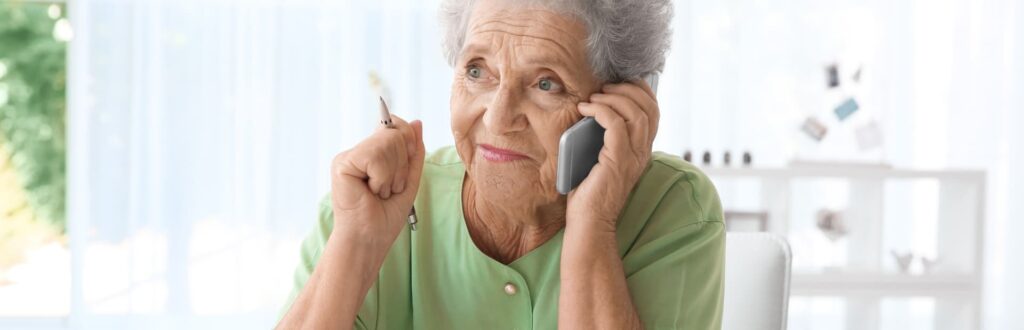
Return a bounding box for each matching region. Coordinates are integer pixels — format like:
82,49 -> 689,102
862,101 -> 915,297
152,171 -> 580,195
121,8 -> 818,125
479,144 -> 530,162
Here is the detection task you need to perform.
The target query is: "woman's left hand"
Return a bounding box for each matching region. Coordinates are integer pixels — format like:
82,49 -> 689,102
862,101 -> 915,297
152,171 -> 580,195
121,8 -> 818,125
566,80 -> 660,234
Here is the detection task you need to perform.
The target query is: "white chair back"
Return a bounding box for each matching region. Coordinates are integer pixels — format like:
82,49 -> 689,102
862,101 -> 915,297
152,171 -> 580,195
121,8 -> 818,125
722,233 -> 792,330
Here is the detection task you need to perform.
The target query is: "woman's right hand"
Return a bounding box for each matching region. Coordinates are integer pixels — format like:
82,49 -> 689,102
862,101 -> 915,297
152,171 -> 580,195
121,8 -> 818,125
276,117 -> 424,330
330,115 -> 425,250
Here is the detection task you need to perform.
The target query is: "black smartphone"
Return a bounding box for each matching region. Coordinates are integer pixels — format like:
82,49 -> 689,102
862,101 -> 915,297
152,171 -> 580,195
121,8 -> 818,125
555,74 -> 659,195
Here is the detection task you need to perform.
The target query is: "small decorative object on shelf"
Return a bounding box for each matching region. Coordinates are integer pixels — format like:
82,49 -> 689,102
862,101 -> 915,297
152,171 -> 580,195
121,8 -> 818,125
683,150 -> 692,163
891,250 -> 914,274
723,151 -> 732,166
921,256 -> 939,274
702,151 -> 711,165
826,63 -> 840,88
855,120 -> 884,151
742,151 -> 752,166
815,209 -> 848,242
801,117 -> 828,142
834,97 -> 860,121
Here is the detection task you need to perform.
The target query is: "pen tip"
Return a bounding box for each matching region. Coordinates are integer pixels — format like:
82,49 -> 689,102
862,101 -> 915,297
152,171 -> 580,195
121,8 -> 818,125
379,96 -> 390,111
378,96 -> 392,127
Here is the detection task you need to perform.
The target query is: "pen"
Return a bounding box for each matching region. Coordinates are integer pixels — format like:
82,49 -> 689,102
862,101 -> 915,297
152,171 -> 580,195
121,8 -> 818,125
379,96 -> 419,231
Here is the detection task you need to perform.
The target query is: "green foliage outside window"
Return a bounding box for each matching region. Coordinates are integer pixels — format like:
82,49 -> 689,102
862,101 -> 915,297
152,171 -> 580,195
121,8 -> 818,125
0,2 -> 67,232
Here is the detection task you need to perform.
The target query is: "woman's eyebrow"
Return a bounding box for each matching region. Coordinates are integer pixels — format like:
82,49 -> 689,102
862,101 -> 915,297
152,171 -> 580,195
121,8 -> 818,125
460,39 -> 582,81
460,42 -> 491,60
519,53 -> 585,86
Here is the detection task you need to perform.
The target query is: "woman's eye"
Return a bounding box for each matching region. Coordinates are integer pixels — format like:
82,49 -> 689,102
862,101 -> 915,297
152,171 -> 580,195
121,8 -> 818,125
467,66 -> 482,79
537,78 -> 562,92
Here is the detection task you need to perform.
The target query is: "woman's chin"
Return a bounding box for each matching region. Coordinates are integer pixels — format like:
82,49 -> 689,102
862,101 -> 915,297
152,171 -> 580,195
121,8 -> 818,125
471,167 -> 532,196
471,169 -> 562,204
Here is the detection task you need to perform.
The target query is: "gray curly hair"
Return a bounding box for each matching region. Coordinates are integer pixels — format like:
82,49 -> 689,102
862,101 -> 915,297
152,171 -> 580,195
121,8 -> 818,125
439,0 -> 673,83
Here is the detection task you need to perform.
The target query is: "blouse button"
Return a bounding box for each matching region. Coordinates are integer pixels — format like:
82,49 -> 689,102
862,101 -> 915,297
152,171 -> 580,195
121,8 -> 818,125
503,282 -> 518,296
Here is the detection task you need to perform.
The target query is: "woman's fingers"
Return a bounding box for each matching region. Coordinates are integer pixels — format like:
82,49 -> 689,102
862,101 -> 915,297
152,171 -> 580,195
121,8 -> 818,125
394,120 -> 426,205
573,81 -> 661,186
339,115 -> 420,201
361,131 -> 401,199
588,92 -> 650,152
388,115 -> 416,194
621,78 -> 657,100
577,102 -> 632,161
387,115 -> 418,164
600,82 -> 660,145
327,107 -> 423,245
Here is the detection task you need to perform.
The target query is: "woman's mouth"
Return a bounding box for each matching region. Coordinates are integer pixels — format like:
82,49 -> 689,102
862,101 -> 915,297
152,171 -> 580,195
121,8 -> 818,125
478,144 -> 530,162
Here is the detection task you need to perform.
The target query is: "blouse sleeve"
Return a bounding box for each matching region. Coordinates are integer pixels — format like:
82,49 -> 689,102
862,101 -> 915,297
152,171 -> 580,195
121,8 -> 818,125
277,195 -> 375,330
622,164 -> 726,329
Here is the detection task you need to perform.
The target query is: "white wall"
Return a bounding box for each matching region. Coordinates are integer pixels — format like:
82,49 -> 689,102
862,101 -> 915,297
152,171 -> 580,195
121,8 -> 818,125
665,0 -> 1022,326
1002,0 -> 1024,325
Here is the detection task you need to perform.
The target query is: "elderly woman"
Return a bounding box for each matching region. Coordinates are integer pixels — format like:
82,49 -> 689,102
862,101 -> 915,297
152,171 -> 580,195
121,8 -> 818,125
278,0 -> 724,328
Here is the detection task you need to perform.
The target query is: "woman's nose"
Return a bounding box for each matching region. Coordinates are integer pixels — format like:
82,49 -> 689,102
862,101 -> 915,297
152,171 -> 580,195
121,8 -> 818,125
483,85 -> 528,136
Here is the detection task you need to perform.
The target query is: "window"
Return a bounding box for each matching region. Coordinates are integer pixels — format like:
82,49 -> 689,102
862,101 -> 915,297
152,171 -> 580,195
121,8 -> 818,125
0,0 -> 69,318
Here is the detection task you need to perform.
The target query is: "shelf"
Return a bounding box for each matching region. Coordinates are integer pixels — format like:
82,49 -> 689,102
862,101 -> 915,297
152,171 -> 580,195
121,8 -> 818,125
708,163 -> 986,329
703,166 -> 985,181
791,273 -> 978,296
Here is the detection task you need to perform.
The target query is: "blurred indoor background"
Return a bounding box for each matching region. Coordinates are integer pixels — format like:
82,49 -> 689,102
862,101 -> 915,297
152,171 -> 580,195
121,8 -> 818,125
0,0 -> 1021,329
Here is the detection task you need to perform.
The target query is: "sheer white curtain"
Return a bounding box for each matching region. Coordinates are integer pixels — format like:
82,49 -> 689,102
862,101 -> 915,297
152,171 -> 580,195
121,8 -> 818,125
67,0 -> 1022,328
67,0 -> 450,328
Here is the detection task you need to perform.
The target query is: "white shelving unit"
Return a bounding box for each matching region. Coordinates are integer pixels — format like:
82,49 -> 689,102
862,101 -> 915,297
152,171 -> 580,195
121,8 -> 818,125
704,165 -> 985,330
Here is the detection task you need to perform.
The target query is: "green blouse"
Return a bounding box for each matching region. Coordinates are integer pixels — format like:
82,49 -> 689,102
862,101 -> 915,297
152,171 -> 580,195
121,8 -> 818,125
283,146 -> 725,329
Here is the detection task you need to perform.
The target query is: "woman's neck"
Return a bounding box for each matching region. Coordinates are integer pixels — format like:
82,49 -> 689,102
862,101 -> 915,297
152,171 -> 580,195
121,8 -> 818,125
462,175 -> 566,264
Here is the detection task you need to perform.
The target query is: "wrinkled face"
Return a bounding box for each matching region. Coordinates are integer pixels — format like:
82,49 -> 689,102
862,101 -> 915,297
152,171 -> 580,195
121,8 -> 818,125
450,0 -> 601,207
